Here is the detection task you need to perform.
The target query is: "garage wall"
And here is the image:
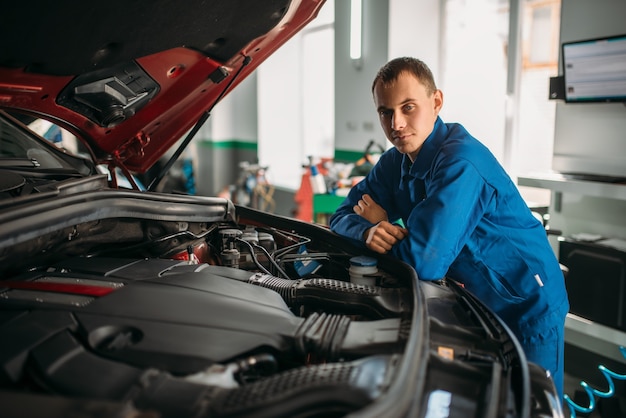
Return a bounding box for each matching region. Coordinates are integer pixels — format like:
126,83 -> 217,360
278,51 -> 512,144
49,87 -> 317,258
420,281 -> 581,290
387,0 -> 441,81
194,72 -> 259,197
333,0 -> 389,162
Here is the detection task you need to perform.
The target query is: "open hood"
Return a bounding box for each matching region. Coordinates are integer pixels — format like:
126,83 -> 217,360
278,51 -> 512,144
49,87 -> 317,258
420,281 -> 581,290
0,0 -> 324,173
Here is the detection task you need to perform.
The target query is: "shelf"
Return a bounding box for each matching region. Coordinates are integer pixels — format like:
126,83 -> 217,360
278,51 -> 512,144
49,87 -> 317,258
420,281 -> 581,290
565,313 -> 626,365
518,172 -> 626,202
520,173 -> 626,364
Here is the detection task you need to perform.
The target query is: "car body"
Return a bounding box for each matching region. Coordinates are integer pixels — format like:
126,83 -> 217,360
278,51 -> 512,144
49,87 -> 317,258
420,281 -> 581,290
0,1 -> 562,417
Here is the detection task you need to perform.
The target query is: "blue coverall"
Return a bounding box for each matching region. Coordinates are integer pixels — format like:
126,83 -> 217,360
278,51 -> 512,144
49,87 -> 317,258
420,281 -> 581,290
330,117 -> 569,399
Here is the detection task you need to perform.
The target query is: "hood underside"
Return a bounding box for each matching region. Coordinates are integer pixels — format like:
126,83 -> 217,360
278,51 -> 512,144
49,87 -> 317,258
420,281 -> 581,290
0,0 -> 324,172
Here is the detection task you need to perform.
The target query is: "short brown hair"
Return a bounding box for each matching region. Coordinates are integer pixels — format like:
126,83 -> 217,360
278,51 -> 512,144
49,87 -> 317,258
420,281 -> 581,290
371,57 -> 437,95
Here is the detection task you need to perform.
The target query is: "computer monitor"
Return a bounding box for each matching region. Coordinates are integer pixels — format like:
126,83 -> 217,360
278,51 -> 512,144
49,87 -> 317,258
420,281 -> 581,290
562,34 -> 626,103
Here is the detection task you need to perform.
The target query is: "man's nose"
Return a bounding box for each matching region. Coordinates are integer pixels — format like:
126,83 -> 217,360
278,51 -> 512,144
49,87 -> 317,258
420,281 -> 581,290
391,111 -> 406,131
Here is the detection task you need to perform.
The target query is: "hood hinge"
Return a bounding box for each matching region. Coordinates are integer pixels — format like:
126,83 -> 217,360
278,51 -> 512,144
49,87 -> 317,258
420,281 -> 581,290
113,131 -> 150,162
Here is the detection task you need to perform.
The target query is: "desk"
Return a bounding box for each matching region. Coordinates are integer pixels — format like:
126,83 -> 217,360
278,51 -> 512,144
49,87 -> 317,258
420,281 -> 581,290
313,194 -> 346,224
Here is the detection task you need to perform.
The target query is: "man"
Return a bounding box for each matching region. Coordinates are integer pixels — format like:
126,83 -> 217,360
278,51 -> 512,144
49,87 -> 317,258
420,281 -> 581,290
329,57 -> 569,400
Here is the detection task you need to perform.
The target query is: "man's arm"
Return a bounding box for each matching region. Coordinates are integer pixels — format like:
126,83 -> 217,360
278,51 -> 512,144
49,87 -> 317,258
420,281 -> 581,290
330,150 -> 402,245
353,194 -> 388,224
351,194 -> 406,254
364,220 -> 408,254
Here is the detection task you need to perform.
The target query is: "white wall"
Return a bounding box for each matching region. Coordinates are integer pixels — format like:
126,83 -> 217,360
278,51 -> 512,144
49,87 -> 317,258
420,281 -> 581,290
333,0 -> 389,155
257,39 -> 304,189
388,0 -> 441,87
210,75 -> 258,141
437,0 -> 509,163
193,74 -> 259,197
256,2 -> 335,190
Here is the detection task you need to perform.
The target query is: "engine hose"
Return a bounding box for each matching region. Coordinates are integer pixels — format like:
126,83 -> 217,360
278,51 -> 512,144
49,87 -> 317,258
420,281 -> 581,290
293,312 -> 351,359
564,345 -> 626,417
247,272 -> 297,303
247,273 -> 410,318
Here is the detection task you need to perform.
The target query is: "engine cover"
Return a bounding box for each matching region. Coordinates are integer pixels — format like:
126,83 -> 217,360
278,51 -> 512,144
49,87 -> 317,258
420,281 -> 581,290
1,258 -> 301,379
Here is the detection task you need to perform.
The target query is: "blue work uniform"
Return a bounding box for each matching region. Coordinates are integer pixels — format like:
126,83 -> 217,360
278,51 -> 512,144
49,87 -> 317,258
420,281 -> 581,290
330,117 -> 569,399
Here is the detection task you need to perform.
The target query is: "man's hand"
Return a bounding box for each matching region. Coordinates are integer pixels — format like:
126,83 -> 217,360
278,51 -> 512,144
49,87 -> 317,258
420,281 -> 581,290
364,221 -> 408,254
354,194 -> 388,224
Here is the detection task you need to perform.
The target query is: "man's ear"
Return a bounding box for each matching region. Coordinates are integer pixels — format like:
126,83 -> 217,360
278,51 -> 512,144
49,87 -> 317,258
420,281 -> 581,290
433,89 -> 444,114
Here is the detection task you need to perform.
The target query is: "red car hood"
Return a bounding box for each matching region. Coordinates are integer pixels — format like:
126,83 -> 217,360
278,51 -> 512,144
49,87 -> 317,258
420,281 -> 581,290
0,0 -> 325,173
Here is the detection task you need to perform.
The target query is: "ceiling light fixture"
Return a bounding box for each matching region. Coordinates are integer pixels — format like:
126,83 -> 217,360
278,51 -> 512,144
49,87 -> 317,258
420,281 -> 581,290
350,0 -> 363,68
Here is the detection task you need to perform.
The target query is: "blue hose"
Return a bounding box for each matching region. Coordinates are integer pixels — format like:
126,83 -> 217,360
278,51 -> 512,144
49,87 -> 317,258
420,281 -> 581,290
564,345 -> 626,417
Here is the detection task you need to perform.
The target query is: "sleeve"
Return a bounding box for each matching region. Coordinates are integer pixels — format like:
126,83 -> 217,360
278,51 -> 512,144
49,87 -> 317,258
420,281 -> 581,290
391,155 -> 495,280
329,151 -> 400,242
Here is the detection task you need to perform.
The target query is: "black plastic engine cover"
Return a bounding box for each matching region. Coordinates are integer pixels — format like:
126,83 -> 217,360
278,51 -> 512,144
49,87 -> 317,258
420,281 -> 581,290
0,258 -> 302,379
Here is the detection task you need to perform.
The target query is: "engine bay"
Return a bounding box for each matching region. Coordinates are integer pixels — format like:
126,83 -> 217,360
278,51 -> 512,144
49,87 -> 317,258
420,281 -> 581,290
0,201 -> 422,417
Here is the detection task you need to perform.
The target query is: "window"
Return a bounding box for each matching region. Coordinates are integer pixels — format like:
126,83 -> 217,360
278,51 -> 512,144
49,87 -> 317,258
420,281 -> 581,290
440,0 -> 510,161
441,0 -> 560,206
516,0 -> 560,205
258,1 -> 335,190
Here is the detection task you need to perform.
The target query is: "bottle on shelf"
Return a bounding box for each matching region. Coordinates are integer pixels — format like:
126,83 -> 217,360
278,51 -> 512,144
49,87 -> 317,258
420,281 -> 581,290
310,164 -> 327,194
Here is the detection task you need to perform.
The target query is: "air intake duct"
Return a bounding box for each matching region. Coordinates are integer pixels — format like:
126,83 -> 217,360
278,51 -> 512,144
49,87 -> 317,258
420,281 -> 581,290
202,266 -> 411,319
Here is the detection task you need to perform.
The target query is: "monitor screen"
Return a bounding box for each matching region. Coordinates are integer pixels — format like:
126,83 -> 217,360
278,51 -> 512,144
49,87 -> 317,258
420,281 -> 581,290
562,34 -> 626,103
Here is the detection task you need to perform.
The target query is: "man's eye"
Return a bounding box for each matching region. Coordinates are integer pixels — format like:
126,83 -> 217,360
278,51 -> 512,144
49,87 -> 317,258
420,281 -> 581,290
403,104 -> 415,112
379,110 -> 392,117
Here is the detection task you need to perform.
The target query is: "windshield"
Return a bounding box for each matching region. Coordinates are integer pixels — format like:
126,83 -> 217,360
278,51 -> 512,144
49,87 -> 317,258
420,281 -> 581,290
0,112 -> 95,176
0,115 -> 83,171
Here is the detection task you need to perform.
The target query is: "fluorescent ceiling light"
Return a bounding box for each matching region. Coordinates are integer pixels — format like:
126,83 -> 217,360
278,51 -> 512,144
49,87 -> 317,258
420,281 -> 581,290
350,0 -> 362,60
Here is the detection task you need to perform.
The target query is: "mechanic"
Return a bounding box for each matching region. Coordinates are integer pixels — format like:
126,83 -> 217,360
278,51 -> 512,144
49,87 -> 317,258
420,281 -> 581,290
329,57 -> 569,401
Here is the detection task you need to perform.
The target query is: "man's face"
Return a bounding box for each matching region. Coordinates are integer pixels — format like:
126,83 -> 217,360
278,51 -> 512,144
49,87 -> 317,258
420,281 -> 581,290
373,72 -> 443,162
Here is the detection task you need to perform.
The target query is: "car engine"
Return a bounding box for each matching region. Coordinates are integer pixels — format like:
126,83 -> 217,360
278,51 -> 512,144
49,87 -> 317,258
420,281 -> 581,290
0,187 -> 420,418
